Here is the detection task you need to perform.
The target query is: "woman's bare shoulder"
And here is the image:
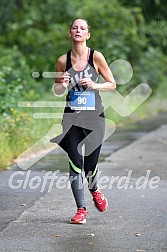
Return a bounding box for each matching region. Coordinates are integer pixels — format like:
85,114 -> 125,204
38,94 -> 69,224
57,54 -> 67,64
93,50 -> 105,60
56,53 -> 67,71
93,50 -> 107,71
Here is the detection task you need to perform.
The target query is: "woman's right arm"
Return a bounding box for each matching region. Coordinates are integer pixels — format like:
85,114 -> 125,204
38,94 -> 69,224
53,55 -> 70,95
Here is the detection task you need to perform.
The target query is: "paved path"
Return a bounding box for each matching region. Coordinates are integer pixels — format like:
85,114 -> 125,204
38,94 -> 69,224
0,125 -> 167,252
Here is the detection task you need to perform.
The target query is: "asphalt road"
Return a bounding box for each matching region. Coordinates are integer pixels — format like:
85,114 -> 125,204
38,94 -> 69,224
0,125 -> 167,252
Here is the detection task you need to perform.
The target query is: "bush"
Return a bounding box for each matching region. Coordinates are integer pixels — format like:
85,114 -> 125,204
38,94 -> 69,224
0,132 -> 12,169
0,45 -> 40,113
1,108 -> 34,157
133,46 -> 167,95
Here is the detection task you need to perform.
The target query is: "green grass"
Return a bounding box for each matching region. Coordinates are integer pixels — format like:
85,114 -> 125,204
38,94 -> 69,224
0,132 -> 13,170
0,105 -> 60,169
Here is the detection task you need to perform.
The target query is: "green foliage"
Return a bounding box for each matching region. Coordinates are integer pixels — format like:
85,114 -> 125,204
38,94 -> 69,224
0,45 -> 40,113
0,105 -> 57,168
0,131 -> 12,169
0,0 -> 16,34
144,20 -> 167,55
0,108 -> 33,156
134,46 -> 167,94
1,0 -> 166,94
119,0 -> 167,22
73,0 -> 146,62
0,108 -> 33,168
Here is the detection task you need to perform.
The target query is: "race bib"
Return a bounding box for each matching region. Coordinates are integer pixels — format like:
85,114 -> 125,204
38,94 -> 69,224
69,90 -> 95,110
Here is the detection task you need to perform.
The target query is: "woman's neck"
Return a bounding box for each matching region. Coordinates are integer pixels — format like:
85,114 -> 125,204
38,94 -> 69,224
71,43 -> 88,59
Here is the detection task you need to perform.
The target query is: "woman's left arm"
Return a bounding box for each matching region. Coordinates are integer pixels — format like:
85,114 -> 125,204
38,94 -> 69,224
95,51 -> 116,91
80,51 -> 116,91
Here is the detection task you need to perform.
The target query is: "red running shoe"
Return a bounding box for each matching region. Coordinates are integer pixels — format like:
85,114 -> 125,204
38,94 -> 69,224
91,189 -> 108,212
70,208 -> 88,224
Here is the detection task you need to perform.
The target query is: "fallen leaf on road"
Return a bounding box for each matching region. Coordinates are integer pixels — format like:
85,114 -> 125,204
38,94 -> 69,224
135,232 -> 141,237
52,234 -> 61,238
88,233 -> 95,237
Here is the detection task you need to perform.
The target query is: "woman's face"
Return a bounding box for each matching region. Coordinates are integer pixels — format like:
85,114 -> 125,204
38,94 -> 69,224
69,19 -> 90,42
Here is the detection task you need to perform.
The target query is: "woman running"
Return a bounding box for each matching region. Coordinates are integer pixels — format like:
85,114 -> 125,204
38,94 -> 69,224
51,17 -> 116,224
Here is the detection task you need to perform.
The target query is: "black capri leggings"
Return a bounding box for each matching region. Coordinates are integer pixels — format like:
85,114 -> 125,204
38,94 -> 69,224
55,110 -> 105,179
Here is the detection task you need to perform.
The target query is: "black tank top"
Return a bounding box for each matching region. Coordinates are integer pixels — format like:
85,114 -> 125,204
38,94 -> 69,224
64,48 -> 104,113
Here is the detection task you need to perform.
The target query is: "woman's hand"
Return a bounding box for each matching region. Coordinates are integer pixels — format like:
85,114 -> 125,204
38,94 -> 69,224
80,77 -> 96,90
60,71 -> 70,89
